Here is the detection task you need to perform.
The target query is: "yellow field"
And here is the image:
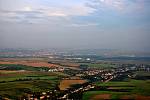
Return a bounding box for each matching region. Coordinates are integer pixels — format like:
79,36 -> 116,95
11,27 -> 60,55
59,79 -> 87,90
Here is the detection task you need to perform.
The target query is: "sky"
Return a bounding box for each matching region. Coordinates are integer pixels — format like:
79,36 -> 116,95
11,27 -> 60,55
0,0 -> 150,51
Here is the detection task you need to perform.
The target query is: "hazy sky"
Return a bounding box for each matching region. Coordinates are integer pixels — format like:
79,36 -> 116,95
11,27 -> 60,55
0,0 -> 150,51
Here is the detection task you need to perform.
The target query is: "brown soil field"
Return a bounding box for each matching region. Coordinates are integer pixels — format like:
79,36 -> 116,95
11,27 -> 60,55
0,61 -> 60,68
0,70 -> 33,77
0,70 -> 30,74
121,95 -> 150,100
90,94 -> 110,100
60,63 -> 80,67
59,79 -> 87,90
135,95 -> 150,100
121,95 -> 134,99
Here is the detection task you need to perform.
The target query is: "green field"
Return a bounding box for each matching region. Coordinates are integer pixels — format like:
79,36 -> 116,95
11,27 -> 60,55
0,64 -> 50,71
83,79 -> 150,100
0,63 -> 71,99
0,80 -> 58,99
0,70 -> 61,99
83,71 -> 150,100
0,71 -> 58,82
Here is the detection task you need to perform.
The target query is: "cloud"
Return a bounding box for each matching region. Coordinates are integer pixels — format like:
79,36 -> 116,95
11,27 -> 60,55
0,9 -> 44,23
69,23 -> 99,27
99,0 -> 124,10
87,0 -> 148,13
0,3 -> 96,23
44,5 -> 96,17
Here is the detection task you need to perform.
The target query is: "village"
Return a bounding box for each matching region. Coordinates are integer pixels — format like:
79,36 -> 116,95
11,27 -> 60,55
23,63 -> 150,100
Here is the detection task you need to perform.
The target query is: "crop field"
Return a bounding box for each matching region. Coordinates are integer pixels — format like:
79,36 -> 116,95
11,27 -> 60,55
0,70 -> 58,82
0,64 -> 51,71
0,70 -> 60,99
83,79 -> 150,100
59,79 -> 87,90
91,94 -> 111,100
80,63 -> 116,69
59,62 -> 80,67
0,60 -> 59,68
